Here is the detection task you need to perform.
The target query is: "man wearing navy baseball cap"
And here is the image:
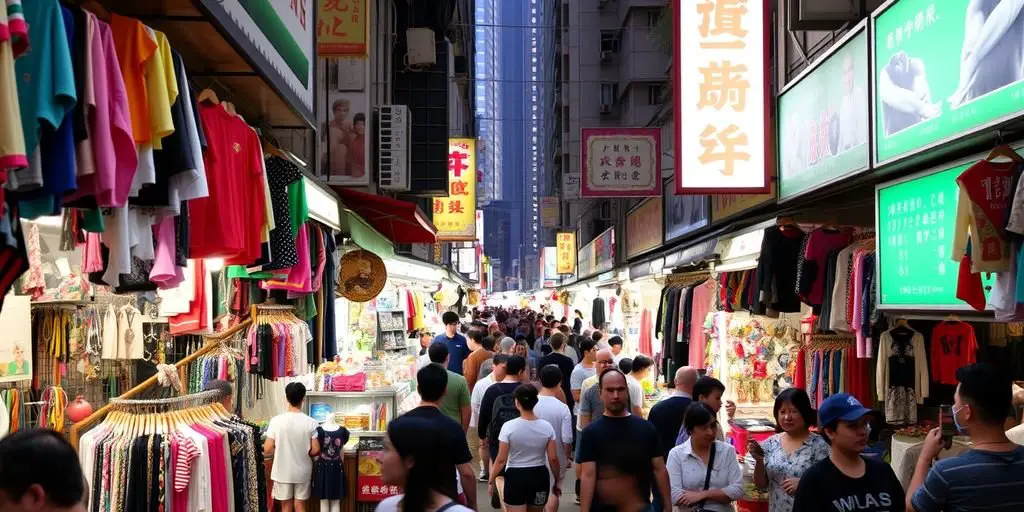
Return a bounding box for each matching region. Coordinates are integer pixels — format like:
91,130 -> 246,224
793,393 -> 904,512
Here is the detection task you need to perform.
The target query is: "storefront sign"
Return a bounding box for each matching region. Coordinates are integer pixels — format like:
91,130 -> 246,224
629,258 -> 665,280
873,0 -> 1024,165
710,184 -> 776,223
626,198 -> 664,258
876,155 -> 999,308
675,0 -> 772,194
433,139 -> 478,241
779,25 -> 869,201
540,196 -> 560,228
199,0 -> 315,125
356,438 -> 400,502
317,0 -> 367,56
556,232 -> 577,274
593,228 -> 615,274
0,296 -> 30,384
581,128 -> 662,197
563,173 -> 581,200
664,179 -> 709,242
663,238 -> 718,269
542,247 -> 558,287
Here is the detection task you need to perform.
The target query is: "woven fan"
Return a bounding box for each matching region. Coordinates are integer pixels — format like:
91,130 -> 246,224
336,250 -> 387,302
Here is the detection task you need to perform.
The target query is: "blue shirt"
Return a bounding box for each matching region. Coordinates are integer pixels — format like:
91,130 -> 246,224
433,333 -> 470,375
16,0 -> 75,157
911,446 -> 1024,511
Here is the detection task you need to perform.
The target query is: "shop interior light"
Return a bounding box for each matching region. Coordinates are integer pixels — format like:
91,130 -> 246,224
714,258 -> 759,273
206,258 -> 225,272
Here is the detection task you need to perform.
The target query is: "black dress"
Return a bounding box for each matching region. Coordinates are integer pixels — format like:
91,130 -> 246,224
313,426 -> 350,500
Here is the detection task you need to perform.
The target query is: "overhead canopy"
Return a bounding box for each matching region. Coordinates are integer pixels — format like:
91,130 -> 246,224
342,209 -> 395,260
88,0 -> 315,128
337,189 -> 438,245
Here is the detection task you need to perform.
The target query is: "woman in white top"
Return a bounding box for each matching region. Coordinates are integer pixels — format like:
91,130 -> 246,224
667,402 -> 744,511
489,383 -> 560,512
375,416 -> 473,512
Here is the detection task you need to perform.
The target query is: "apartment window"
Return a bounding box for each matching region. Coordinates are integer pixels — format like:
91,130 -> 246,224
647,83 -> 665,105
647,11 -> 661,27
601,83 -> 618,105
600,30 -> 619,53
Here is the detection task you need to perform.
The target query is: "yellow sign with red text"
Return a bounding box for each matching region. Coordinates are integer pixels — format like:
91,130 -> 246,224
556,232 -> 577,275
433,139 -> 478,241
317,0 -> 368,56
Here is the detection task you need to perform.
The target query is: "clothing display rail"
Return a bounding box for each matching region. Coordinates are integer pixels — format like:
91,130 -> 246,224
107,388 -> 221,410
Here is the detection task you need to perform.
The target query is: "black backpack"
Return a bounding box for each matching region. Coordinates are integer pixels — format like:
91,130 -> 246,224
487,391 -> 520,441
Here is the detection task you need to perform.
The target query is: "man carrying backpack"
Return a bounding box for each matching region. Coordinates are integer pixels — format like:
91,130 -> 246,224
478,355 -> 528,463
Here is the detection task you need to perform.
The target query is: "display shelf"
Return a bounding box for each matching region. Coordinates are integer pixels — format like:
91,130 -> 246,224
307,389 -> 399,399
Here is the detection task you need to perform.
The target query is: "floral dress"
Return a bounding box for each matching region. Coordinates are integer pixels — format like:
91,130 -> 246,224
312,426 -> 350,500
761,433 -> 830,512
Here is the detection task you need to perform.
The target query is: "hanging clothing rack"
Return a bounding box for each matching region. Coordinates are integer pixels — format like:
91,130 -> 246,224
665,270 -> 712,286
108,389 -> 222,411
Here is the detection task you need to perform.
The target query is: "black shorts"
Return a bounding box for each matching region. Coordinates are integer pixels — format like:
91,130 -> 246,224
503,466 -> 551,507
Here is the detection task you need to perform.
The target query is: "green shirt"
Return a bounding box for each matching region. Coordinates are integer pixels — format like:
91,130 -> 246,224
440,369 -> 470,425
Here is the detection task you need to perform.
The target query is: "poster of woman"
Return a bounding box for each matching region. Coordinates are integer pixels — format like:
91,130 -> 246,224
318,57 -> 371,187
0,296 -> 31,383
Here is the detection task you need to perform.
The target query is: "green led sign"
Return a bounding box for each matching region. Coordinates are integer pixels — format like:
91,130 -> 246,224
877,162 -> 995,308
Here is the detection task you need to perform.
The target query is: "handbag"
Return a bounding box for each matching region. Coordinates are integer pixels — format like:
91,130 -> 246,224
692,441 -> 717,512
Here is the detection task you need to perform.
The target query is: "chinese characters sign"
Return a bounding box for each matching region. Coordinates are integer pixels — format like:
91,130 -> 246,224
873,0 -> 1024,165
779,27 -> 869,201
876,160 -> 995,308
356,438 -> 401,502
581,128 -> 661,197
676,0 -> 771,194
541,197 -> 560,228
556,232 -> 577,275
317,0 -> 367,56
626,198 -> 664,258
710,183 -> 775,223
433,139 -> 478,241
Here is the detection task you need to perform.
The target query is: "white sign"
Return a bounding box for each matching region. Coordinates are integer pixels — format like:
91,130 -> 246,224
563,173 -> 581,200
676,0 -> 771,194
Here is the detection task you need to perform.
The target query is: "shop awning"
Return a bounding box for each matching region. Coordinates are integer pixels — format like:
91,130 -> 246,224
342,208 -> 395,260
337,189 -> 437,244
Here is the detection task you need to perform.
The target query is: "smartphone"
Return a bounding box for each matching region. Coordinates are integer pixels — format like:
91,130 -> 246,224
940,405 -> 955,445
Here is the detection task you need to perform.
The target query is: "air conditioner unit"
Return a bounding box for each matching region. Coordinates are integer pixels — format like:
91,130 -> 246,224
599,104 -> 612,114
600,50 -> 612,61
378,105 -> 411,191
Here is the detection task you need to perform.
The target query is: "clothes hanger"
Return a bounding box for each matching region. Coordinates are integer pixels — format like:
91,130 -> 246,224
197,88 -> 220,104
986,141 -> 1023,164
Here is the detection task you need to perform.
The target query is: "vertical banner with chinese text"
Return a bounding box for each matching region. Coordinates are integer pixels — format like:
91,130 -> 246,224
675,0 -> 772,194
433,139 -> 478,241
581,128 -> 662,197
556,232 -> 577,274
317,0 -> 368,56
356,438 -> 401,502
540,196 -> 560,228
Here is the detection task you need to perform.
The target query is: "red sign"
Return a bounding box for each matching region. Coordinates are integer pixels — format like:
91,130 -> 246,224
356,440 -> 401,502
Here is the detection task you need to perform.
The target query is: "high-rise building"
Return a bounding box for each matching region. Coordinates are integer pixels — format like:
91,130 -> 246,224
557,0 -> 670,245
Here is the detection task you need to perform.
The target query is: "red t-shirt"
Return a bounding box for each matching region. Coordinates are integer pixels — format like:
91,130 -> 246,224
929,322 -> 978,386
190,103 -> 266,262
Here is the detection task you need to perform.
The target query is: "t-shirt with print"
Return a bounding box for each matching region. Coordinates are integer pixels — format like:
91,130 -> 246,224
498,417 -> 555,468
929,321 -> 978,386
910,447 -> 1024,512
954,159 -> 1018,272
439,369 -> 470,426
577,415 -> 662,512
792,456 -> 905,512
265,411 -> 318,483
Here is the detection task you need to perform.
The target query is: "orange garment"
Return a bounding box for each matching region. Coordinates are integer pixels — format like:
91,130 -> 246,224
465,349 -> 492,392
109,14 -> 155,143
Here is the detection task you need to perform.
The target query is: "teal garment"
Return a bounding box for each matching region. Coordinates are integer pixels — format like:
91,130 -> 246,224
16,0 -> 76,157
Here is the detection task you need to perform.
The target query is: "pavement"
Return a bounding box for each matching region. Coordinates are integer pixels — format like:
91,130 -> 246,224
473,468 -> 578,511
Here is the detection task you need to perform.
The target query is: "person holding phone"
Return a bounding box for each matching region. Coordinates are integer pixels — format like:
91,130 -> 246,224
749,389 -> 830,512
906,363 -> 1024,511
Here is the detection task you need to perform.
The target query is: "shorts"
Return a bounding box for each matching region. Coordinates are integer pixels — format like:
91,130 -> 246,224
574,430 -> 583,461
273,481 -> 312,501
503,466 -> 551,507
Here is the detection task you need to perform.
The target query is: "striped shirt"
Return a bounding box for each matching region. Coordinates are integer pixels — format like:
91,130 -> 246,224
171,433 -> 199,492
911,446 -> 1024,511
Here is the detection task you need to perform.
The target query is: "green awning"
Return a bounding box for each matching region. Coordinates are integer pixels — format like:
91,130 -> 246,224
343,208 -> 395,260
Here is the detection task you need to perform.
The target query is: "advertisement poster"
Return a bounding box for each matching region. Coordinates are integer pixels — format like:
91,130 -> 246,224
581,228 -> 616,276
0,296 -> 31,383
319,57 -> 370,186
199,0 -> 314,125
876,157 -> 997,308
433,139 -> 478,241
664,179 -> 709,242
626,198 -> 664,258
317,0 -> 368,56
357,438 -> 401,502
540,197 -> 560,228
676,0 -> 771,193
874,0 -> 1024,164
581,128 -> 662,197
779,28 -> 869,200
